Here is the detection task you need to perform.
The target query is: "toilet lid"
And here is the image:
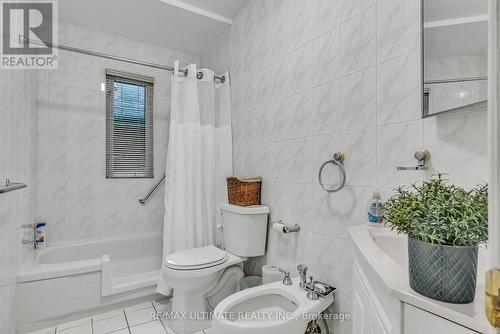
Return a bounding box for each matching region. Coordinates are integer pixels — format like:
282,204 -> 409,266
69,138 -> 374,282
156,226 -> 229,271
165,245 -> 227,270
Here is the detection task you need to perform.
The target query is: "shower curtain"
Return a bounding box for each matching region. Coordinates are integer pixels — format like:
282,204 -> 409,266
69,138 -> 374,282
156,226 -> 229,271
157,61 -> 233,295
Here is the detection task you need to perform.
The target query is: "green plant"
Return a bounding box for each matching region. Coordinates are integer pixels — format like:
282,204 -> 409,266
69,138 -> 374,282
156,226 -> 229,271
384,175 -> 488,247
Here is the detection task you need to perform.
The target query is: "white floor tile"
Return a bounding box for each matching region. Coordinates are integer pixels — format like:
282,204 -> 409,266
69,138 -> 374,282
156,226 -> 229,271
93,312 -> 128,334
160,319 -> 175,333
107,330 -> 130,334
125,305 -> 156,326
130,320 -> 167,334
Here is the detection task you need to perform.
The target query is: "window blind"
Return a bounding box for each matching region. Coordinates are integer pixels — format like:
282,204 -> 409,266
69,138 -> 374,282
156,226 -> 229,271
105,70 -> 154,178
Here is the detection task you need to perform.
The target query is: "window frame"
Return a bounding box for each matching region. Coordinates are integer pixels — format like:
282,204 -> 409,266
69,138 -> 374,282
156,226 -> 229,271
105,69 -> 154,179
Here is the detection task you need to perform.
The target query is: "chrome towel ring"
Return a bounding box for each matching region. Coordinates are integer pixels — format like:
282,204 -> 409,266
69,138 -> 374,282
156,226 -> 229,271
318,152 -> 346,193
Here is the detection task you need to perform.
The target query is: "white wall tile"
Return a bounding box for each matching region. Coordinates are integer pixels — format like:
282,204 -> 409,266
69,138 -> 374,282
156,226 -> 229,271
423,111 -> 488,189
285,44 -> 313,96
312,80 -> 342,135
341,0 -> 376,23
341,67 -> 377,131
312,0 -> 341,38
342,128 -> 377,187
377,0 -> 420,63
341,7 -> 377,76
377,120 -> 425,188
313,27 -> 341,86
377,51 -> 421,125
0,64 -> 37,334
282,91 -> 313,139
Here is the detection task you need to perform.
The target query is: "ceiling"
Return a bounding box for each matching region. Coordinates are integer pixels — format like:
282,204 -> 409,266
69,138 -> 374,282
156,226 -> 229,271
59,0 -> 248,54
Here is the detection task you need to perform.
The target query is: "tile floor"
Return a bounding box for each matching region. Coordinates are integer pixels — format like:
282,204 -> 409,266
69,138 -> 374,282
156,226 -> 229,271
29,299 -> 213,334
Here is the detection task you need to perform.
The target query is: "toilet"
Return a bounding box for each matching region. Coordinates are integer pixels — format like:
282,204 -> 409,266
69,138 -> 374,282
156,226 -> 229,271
162,203 -> 270,334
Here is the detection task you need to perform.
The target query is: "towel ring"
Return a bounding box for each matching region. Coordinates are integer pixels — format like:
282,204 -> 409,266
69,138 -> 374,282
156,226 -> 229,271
318,152 -> 346,193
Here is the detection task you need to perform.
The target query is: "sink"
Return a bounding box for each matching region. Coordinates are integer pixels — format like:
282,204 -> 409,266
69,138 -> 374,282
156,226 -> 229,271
370,229 -> 408,269
212,277 -> 334,334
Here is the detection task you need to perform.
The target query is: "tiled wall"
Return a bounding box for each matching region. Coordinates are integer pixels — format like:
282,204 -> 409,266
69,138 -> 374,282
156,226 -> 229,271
201,0 -> 488,333
0,69 -> 37,333
36,22 -> 199,245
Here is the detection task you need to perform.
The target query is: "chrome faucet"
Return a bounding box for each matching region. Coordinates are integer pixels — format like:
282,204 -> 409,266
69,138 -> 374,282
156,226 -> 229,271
278,268 -> 293,286
305,275 -> 319,300
297,264 -> 308,290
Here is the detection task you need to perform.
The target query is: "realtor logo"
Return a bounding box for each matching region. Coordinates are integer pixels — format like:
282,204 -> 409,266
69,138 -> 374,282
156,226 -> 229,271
1,0 -> 58,69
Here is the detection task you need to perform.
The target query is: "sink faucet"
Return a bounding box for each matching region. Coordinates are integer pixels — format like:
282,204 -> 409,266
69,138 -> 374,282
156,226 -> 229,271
305,276 -> 319,300
297,264 -> 308,290
278,268 -> 293,286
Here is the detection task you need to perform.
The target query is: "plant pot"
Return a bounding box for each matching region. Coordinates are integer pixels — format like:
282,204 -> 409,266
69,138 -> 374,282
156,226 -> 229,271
408,237 -> 478,304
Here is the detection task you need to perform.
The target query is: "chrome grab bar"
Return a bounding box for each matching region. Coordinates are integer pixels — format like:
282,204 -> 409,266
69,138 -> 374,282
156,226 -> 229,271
0,179 -> 27,194
139,173 -> 166,205
318,152 -> 346,193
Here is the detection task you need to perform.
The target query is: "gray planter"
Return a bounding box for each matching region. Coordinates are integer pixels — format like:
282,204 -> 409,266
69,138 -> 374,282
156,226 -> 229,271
408,237 -> 478,304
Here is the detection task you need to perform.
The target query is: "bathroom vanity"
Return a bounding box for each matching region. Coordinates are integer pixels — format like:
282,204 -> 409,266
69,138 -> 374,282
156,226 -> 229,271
350,226 -> 489,334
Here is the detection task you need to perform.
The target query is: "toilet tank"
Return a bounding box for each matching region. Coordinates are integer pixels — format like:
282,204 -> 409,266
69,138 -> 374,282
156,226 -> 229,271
220,203 -> 269,257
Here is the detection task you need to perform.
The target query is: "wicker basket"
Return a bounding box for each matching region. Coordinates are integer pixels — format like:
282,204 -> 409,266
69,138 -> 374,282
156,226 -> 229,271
227,177 -> 262,206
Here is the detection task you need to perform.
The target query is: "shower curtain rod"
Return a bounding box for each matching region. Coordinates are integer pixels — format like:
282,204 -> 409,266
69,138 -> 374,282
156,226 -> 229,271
20,36 -> 226,83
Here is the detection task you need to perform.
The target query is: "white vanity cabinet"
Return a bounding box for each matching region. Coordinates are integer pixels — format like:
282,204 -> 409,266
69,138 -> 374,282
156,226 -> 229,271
352,260 -> 400,334
353,262 -> 483,334
353,264 -> 389,334
404,304 -> 481,334
351,239 -> 487,334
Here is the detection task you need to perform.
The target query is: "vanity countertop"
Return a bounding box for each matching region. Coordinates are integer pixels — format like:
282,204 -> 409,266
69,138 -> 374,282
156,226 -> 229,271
349,225 -> 490,334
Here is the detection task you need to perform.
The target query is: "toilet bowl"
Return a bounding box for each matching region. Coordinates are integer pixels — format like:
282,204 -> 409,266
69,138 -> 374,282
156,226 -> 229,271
163,204 -> 270,334
162,245 -> 245,334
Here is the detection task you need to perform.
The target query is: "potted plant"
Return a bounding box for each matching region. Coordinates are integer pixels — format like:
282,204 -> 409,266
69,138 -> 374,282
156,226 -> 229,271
384,175 -> 488,304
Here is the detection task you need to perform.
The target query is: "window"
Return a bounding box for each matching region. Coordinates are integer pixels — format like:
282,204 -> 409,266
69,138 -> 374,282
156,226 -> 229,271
105,70 -> 154,178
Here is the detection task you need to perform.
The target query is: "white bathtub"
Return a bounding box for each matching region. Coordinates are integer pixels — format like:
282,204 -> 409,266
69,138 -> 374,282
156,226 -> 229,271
16,234 -> 162,328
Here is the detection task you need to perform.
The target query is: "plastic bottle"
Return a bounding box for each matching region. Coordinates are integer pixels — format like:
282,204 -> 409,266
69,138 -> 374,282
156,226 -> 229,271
35,222 -> 47,249
367,192 -> 385,226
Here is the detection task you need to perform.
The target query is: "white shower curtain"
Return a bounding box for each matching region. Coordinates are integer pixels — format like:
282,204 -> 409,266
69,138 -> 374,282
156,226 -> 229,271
157,61 -> 233,295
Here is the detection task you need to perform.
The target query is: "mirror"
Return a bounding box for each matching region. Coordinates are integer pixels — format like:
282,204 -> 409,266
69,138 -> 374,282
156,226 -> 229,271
422,0 -> 488,118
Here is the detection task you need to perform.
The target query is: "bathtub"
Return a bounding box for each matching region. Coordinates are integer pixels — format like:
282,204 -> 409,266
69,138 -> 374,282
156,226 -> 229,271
16,234 -> 162,327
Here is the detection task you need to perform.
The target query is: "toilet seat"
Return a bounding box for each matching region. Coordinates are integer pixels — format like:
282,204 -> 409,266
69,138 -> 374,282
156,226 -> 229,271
165,245 -> 228,270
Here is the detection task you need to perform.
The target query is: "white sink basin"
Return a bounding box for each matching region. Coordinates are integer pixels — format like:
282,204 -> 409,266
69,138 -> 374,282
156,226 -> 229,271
370,228 -> 408,269
212,277 -> 333,334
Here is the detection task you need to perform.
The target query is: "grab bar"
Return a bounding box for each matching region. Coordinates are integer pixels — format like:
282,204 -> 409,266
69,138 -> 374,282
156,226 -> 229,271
0,179 -> 27,194
139,173 -> 166,205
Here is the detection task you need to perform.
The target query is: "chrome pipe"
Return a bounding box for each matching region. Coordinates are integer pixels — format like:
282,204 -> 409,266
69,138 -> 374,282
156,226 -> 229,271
139,173 -> 166,205
20,36 -> 226,82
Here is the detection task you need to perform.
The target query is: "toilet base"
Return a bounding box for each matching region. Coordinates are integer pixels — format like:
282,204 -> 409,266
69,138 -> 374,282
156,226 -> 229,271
169,291 -> 211,334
